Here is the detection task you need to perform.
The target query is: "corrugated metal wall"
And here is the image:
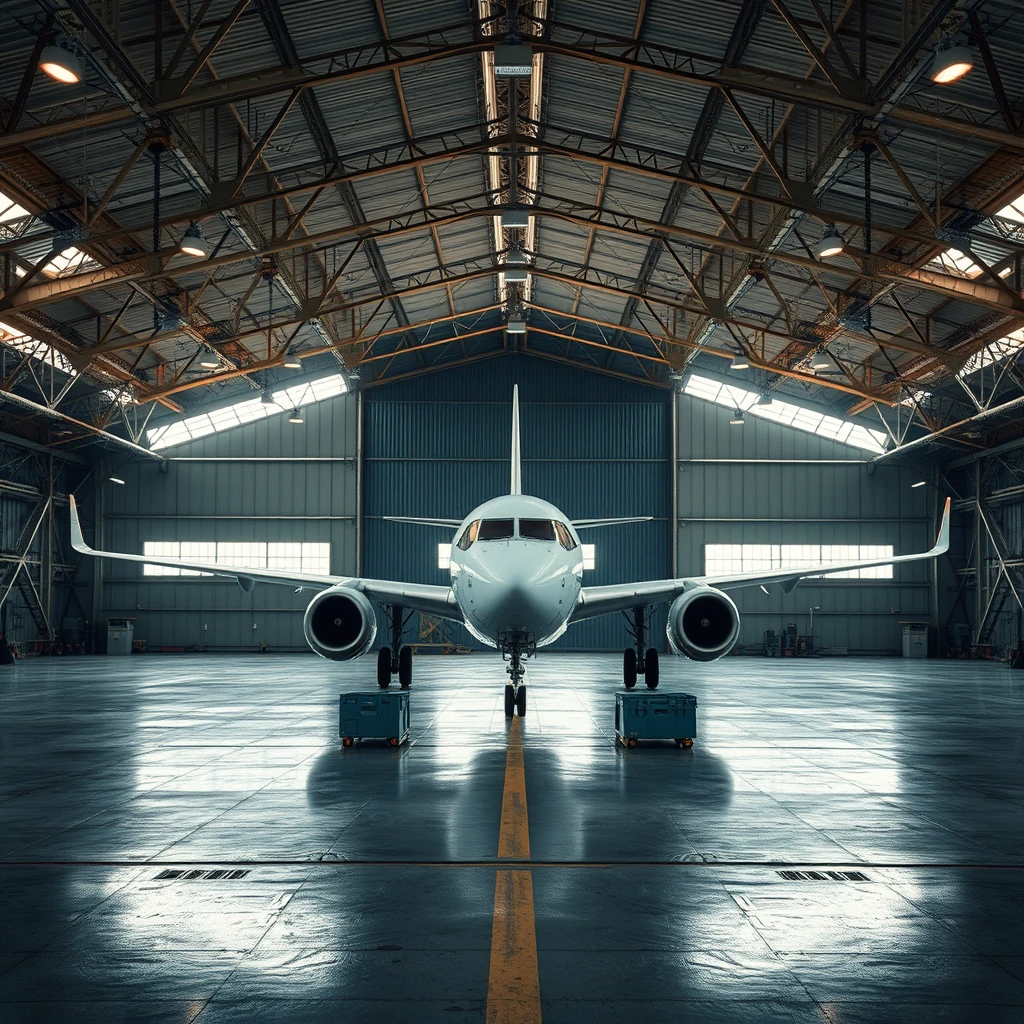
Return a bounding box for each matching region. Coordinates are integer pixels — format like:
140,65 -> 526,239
99,394 -> 358,651
363,356 -> 672,650
677,397 -> 936,654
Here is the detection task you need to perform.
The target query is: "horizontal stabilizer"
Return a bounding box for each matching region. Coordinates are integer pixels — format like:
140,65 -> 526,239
571,517 -> 653,529
383,516 -> 463,529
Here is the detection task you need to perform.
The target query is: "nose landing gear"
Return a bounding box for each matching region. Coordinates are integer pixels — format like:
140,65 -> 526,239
623,606 -> 660,689
499,630 -> 533,717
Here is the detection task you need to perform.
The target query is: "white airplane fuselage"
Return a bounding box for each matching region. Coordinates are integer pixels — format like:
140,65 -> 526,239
448,494 -> 584,649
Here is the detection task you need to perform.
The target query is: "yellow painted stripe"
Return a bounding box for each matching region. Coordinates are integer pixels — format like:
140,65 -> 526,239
486,869 -> 541,1024
497,716 -> 530,859
486,713 -> 542,1023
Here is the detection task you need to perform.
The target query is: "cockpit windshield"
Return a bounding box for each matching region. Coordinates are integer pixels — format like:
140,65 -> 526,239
477,519 -> 515,541
519,519 -> 555,541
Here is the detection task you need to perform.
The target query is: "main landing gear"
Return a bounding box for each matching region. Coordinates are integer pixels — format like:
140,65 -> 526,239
500,630 -> 532,717
623,606 -> 659,690
377,605 -> 415,690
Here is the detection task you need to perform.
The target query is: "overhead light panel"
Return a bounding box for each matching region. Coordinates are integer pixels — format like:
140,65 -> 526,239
108,476 -> 126,485
812,357 -> 831,370
283,351 -> 302,369
814,224 -> 845,259
288,410 -> 304,424
730,351 -> 749,370
911,480 -> 927,489
506,319 -> 527,335
505,248 -> 528,265
757,392 -> 773,406
199,350 -> 220,370
179,222 -> 207,258
930,44 -> 973,84
730,410 -> 745,426
501,205 -> 531,230
261,392 -> 276,406
503,265 -> 529,283
39,43 -> 82,84
493,43 -> 532,76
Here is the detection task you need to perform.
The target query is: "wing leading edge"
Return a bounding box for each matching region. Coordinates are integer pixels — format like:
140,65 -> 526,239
69,496 -> 462,623
572,497 -> 951,623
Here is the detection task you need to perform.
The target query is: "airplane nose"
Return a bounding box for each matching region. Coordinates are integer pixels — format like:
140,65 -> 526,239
468,546 -> 563,635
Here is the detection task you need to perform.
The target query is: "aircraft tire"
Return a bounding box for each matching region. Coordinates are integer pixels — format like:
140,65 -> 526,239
504,684 -> 515,717
398,645 -> 413,689
377,647 -> 392,689
644,648 -> 659,689
623,648 -> 637,689
516,685 -> 527,717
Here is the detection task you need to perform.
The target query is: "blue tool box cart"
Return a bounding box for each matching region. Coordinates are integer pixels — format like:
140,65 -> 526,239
339,691 -> 410,748
615,691 -> 697,748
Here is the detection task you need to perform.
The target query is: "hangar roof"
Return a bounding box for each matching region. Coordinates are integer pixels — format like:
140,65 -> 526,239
1,0 -> 1024,461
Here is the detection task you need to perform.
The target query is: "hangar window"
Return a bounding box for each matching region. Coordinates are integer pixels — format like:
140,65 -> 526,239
554,521 -> 577,550
457,520 -> 480,550
519,519 -> 555,541
683,374 -> 888,454
147,373 -> 349,451
704,543 -> 894,580
438,543 -> 452,569
582,544 -> 595,570
477,519 -> 514,541
142,541 -> 330,577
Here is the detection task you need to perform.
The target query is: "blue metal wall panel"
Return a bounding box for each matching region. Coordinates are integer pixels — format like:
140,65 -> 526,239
363,355 -> 671,650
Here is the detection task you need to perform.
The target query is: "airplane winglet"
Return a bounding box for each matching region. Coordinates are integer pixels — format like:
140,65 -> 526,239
933,496 -> 951,556
69,495 -> 91,554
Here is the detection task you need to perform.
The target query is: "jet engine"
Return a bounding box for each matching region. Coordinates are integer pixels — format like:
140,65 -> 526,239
303,586 -> 377,661
666,586 -> 740,662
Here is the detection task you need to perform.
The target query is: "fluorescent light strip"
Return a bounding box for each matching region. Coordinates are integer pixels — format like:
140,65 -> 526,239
684,374 -> 888,454
147,373 -> 349,451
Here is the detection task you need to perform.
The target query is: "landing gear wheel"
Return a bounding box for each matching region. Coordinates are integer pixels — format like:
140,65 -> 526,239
377,647 -> 392,689
504,683 -> 515,718
644,648 -> 660,690
398,645 -> 413,689
516,685 -> 527,717
623,648 -> 637,689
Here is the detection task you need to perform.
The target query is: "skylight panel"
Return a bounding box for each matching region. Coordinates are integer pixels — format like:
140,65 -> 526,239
147,373 -> 349,450
43,246 -> 100,278
957,330 -> 1024,379
683,373 -> 888,453
0,190 -> 31,226
927,247 -> 982,279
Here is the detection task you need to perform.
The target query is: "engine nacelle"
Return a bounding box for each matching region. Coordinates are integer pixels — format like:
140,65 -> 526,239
303,586 -> 377,661
666,585 -> 740,662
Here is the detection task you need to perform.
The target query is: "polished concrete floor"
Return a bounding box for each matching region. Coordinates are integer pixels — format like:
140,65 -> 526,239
0,651 -> 1023,1022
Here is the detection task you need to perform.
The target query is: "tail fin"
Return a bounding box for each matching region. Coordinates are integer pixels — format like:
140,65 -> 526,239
510,385 -> 521,495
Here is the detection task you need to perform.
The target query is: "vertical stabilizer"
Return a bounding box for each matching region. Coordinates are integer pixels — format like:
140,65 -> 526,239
510,385 -> 522,495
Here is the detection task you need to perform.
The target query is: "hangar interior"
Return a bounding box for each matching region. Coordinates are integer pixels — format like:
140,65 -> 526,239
0,0 -> 1023,1021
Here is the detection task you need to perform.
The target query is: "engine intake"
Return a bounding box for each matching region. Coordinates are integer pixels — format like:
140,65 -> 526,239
667,586 -> 740,662
303,586 -> 377,661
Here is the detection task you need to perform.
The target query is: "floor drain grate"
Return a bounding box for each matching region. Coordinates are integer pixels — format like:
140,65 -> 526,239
154,869 -> 250,880
777,870 -> 870,882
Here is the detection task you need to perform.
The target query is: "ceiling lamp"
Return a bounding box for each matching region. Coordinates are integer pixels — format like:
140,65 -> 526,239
506,318 -> 527,335
261,392 -> 276,406
930,44 -> 973,84
729,410 -> 745,426
179,222 -> 207,258
39,43 -> 82,84
730,350 -> 749,370
811,356 -> 831,370
814,224 -> 845,259
503,265 -> 529,283
283,351 -> 302,369
501,205 -> 531,230
288,409 -> 304,424
493,43 -> 532,76
911,480 -> 927,489
757,392 -> 773,406
108,476 -> 126,486
199,349 -> 220,369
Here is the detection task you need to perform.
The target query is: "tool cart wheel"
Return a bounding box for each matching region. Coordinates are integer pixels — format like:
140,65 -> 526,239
342,736 -> 353,748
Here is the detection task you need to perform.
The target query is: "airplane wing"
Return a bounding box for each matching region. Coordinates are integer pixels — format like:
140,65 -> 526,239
69,495 -> 462,622
383,517 -> 462,528
571,497 -> 951,623
571,517 -> 653,529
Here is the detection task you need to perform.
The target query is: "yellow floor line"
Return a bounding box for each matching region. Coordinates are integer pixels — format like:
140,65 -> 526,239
486,715 -> 542,1024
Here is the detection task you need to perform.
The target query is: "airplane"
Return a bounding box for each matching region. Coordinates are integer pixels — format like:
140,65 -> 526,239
69,386 -> 951,718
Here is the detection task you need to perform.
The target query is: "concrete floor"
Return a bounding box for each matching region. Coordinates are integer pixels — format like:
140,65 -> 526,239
0,652 -> 1023,1022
